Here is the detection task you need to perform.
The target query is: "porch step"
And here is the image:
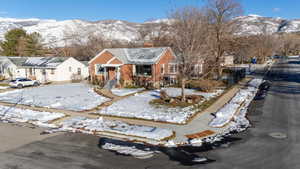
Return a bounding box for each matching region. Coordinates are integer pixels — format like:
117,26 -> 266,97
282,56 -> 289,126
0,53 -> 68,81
104,78 -> 117,90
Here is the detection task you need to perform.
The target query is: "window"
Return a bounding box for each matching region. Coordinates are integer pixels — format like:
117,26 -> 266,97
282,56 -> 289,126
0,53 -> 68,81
160,64 -> 165,74
41,69 -> 46,75
77,68 -> 81,75
69,67 -> 72,72
29,68 -> 33,75
136,65 -> 152,76
169,64 -> 177,74
51,69 -> 55,75
192,64 -> 203,75
95,64 -> 105,75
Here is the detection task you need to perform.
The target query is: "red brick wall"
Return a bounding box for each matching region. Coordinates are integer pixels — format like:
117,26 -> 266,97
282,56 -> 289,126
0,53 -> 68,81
89,48 -> 176,86
120,64 -> 133,81
89,51 -> 115,78
152,48 -> 176,82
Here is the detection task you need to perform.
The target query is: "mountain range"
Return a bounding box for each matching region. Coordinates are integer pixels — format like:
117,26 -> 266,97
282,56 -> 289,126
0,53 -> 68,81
0,14 -> 299,47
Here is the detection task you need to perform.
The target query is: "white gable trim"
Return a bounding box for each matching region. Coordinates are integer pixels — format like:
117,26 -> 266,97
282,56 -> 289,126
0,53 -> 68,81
156,47 -> 176,64
106,57 -> 115,64
88,49 -> 108,64
107,57 -> 123,64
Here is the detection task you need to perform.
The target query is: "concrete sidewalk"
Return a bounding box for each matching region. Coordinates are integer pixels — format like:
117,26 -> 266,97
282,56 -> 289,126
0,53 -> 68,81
0,78 -> 251,145
104,79 -> 251,144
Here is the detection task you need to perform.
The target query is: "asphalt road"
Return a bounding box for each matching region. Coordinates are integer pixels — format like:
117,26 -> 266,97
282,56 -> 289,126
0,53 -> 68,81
0,58 -> 299,169
201,58 -> 300,169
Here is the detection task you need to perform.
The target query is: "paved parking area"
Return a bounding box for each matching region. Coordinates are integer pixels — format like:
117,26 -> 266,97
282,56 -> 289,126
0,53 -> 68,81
0,124 -> 195,169
0,123 -> 60,152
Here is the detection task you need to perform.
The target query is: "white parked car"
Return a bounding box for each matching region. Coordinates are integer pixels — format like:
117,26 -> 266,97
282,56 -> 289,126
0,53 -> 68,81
9,78 -> 40,88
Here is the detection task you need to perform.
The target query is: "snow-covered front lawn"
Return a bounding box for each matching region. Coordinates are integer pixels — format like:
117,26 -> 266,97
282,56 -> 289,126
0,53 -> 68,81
0,83 -> 110,111
96,88 -> 223,124
0,105 -> 65,128
53,116 -> 174,141
0,86 -> 9,90
111,88 -> 144,96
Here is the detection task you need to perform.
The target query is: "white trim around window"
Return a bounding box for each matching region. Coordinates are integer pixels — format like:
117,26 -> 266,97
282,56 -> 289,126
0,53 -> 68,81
168,63 -> 178,74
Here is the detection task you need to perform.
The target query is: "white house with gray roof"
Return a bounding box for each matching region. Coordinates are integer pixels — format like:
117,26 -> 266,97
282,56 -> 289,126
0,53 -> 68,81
0,56 -> 89,83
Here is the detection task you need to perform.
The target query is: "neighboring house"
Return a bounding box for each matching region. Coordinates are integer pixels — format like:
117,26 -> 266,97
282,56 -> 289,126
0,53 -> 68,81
0,56 -> 89,83
89,47 -> 179,88
221,55 -> 234,66
0,56 -> 16,79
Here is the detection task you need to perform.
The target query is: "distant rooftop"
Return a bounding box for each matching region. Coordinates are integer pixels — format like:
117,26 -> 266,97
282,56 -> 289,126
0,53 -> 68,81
1,56 -> 69,68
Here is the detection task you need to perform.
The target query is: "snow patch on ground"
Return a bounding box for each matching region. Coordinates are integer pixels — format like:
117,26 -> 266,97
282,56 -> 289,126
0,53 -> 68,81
0,105 -> 65,128
53,116 -> 174,141
0,83 -> 110,111
0,86 -> 9,90
209,79 -> 263,128
96,88 -> 223,124
111,88 -> 144,96
190,78 -> 264,145
102,143 -> 155,159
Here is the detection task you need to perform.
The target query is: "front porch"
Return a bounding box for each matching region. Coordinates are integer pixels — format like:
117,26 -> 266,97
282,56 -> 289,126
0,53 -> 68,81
94,64 -> 122,88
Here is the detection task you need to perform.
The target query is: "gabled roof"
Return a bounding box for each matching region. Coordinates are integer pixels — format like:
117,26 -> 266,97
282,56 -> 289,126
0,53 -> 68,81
90,47 -> 173,65
80,61 -> 89,66
1,56 -> 70,68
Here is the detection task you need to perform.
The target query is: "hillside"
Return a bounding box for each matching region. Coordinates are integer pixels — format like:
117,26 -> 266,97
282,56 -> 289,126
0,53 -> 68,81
0,15 -> 299,47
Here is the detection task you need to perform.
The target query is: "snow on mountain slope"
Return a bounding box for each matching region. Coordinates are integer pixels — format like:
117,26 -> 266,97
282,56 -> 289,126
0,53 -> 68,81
0,18 -> 142,47
0,15 -> 299,47
279,19 -> 300,33
234,14 -> 283,35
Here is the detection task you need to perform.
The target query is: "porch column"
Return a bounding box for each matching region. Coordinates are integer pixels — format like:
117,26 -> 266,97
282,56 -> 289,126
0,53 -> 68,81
116,66 -> 121,85
104,67 -> 108,81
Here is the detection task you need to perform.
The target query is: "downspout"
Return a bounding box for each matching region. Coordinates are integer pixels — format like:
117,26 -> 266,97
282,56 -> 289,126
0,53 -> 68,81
153,64 -> 156,88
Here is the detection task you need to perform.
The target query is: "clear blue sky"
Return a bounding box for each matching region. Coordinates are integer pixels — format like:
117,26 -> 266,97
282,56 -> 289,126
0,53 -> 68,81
0,0 -> 299,22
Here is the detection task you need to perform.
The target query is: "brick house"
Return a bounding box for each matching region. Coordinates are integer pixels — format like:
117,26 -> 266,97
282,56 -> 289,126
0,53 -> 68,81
88,47 -> 179,88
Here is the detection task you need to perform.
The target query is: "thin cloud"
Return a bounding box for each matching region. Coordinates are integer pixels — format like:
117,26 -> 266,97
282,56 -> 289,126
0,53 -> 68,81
272,8 -> 281,12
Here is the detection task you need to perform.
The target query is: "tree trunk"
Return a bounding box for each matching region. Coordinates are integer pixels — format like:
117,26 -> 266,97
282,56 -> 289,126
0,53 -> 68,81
181,78 -> 186,102
217,65 -> 223,80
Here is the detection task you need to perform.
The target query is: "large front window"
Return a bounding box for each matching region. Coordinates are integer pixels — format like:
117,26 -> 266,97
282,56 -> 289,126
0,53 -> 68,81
136,65 -> 152,76
95,64 -> 105,75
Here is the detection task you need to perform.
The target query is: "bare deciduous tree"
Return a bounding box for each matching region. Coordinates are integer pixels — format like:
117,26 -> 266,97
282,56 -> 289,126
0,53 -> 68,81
169,7 -> 209,101
205,0 -> 243,78
277,33 -> 300,56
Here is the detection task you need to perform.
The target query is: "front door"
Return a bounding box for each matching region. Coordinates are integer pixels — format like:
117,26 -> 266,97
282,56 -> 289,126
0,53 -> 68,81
107,67 -> 116,80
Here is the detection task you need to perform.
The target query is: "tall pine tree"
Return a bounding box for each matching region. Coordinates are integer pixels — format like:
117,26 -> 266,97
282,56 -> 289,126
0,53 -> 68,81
0,28 -> 27,56
0,28 -> 45,56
